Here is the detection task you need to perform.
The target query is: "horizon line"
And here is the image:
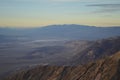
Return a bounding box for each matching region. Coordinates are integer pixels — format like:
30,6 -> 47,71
0,24 -> 120,28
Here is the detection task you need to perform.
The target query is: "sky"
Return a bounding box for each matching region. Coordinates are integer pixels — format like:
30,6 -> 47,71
0,0 -> 120,27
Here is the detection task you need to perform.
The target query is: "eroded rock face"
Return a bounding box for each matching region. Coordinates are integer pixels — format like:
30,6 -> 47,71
4,51 -> 120,80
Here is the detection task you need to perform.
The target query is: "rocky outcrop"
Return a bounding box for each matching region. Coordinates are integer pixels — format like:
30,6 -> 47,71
4,51 -> 120,80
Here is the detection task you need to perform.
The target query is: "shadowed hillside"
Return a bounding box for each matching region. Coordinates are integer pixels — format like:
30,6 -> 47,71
4,52 -> 120,80
70,36 -> 120,65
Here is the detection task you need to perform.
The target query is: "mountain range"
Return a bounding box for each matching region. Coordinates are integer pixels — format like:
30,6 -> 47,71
0,24 -> 120,80
0,24 -> 120,41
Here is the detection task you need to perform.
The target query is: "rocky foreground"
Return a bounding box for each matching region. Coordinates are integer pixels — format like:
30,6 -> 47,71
4,51 -> 120,80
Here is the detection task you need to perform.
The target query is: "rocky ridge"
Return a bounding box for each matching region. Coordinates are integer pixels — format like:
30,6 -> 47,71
4,51 -> 120,80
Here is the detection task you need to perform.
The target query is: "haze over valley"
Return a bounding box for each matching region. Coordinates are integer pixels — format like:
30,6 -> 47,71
0,25 -> 120,80
0,0 -> 120,80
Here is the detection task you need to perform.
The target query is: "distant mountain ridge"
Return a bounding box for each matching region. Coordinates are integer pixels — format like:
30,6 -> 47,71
0,24 -> 120,40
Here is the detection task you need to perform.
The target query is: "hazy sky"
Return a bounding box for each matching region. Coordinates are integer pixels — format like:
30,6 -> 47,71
0,0 -> 120,27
